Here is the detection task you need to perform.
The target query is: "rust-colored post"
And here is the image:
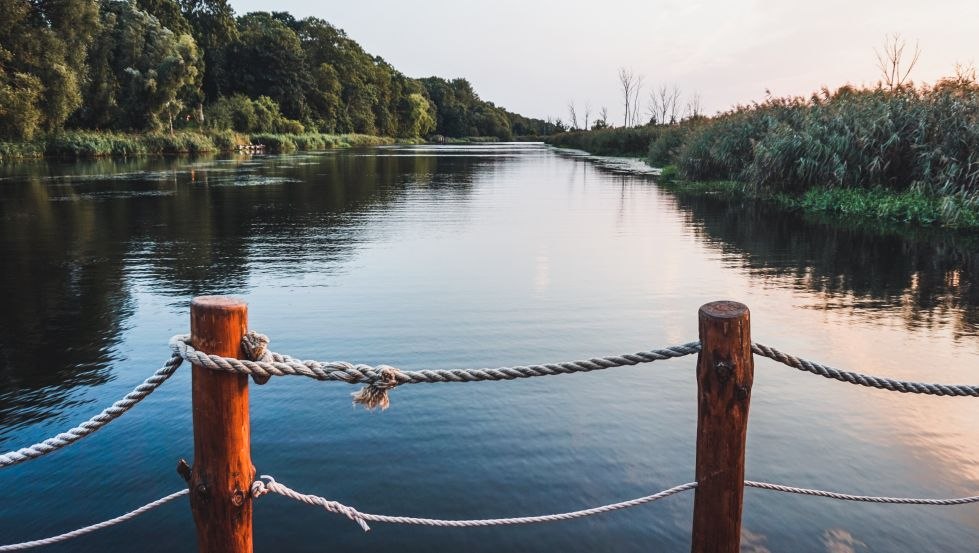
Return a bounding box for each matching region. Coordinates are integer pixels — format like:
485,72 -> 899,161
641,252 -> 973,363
188,296 -> 254,553
691,301 -> 753,553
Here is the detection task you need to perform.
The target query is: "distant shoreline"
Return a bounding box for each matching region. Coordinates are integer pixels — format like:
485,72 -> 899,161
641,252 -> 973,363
0,132 -> 539,164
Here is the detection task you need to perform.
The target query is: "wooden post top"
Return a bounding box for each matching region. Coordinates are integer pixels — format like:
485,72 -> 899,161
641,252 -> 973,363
699,301 -> 749,319
191,296 -> 248,312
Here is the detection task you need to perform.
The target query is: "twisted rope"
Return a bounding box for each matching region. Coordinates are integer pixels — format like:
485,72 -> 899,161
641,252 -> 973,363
0,489 -> 188,551
251,476 -> 697,531
252,475 -> 979,533
745,481 -> 979,505
752,343 -> 979,397
171,333 -> 702,409
0,355 -> 183,468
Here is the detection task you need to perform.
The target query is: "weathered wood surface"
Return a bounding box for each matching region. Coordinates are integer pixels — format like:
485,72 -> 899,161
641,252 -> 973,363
691,301 -> 754,553
189,296 -> 254,553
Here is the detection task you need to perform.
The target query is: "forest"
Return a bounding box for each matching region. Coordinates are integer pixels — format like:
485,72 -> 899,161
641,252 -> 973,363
0,0 -> 560,147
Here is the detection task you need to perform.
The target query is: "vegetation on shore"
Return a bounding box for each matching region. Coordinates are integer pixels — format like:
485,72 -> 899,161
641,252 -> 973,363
0,131 -> 414,162
547,70 -> 979,228
1,0 -> 561,155
657,168 -> 979,228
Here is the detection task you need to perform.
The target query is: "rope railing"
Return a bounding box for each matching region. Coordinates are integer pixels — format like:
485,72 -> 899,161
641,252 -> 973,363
5,474 -> 978,550
5,331 -> 975,472
0,489 -> 188,552
3,301 -> 978,551
743,481 -> 979,506
751,342 -> 979,397
171,332 -> 979,408
251,476 -> 698,531
0,355 -> 183,469
171,333 -> 703,409
251,476 -> 979,532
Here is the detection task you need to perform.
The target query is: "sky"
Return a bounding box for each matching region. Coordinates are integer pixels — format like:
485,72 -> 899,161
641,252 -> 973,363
230,0 -> 979,124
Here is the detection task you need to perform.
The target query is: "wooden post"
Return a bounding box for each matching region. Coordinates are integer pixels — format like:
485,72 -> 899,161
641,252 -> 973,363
188,296 -> 254,553
691,301 -> 753,553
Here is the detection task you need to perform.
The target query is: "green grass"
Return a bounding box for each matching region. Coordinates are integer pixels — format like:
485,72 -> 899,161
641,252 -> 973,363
43,131 -> 216,158
790,187 -> 979,228
0,130 -> 410,161
0,140 -> 45,162
546,126 -> 660,157
433,136 -> 501,144
658,170 -> 979,228
248,133 -> 400,153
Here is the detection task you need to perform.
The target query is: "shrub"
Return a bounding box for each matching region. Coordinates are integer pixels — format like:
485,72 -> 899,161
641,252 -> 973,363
546,126 -> 662,157
250,133 -> 297,153
206,94 -> 305,134
207,130 -> 249,151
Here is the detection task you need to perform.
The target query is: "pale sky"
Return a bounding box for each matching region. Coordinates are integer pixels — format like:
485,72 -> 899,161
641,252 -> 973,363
230,0 -> 979,124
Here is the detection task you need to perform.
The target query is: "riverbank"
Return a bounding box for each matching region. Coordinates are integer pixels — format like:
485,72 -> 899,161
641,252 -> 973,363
0,131 -> 420,162
546,77 -> 979,229
656,168 -> 979,228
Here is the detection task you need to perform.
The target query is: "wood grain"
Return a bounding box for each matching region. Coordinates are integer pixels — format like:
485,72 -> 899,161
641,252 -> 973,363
691,301 -> 753,553
189,296 -> 253,553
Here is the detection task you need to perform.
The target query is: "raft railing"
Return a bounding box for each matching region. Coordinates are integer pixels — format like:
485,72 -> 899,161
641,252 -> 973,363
2,297 -> 978,553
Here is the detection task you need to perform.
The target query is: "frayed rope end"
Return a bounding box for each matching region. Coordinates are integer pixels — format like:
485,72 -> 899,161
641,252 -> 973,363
241,331 -> 272,385
352,366 -> 401,410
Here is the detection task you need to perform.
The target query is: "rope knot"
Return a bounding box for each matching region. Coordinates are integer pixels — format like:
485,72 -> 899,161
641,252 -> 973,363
252,475 -> 278,499
352,365 -> 402,410
241,331 -> 272,385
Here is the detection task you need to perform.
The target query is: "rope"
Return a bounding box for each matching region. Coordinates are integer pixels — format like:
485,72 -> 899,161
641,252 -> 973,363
752,343 -> 979,397
0,489 -> 188,551
252,475 -> 979,533
3,477 -> 976,549
745,481 -> 979,505
0,355 -> 183,469
171,333 -> 702,409
251,476 -> 697,531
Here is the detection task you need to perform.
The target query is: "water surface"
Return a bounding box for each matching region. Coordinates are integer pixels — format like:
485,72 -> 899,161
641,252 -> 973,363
1,144 -> 977,552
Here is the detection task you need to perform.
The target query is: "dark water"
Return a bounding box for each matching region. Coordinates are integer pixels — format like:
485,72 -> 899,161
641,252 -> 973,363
0,144 -> 977,552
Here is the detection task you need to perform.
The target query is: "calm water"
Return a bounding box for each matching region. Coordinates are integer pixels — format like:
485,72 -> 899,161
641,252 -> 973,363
1,144 -> 977,552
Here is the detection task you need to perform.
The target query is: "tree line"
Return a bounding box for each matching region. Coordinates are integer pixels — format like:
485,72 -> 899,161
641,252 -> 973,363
0,0 -> 561,141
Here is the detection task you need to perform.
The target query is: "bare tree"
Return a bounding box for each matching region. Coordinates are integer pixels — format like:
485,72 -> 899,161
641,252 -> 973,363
952,61 -> 977,83
630,74 -> 645,127
618,67 -> 638,127
649,84 -> 681,125
685,92 -> 702,119
875,33 -> 921,90
599,105 -> 609,127
583,101 -> 591,131
666,85 -> 681,124
567,100 -> 578,130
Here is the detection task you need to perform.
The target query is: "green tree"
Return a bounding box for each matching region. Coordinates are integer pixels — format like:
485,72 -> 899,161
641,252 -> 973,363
226,12 -> 308,120
0,0 -> 98,138
80,1 -> 201,131
136,0 -> 192,35
307,63 -> 342,132
400,92 -> 436,138
180,0 -> 237,102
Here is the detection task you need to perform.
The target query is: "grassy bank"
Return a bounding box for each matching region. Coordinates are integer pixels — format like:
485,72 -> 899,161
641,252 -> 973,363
548,75 -> 979,228
0,131 -> 411,162
546,126 -> 660,157
658,169 -> 979,228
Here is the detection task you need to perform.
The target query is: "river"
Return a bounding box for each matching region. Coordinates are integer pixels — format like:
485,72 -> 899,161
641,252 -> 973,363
0,143 -> 977,552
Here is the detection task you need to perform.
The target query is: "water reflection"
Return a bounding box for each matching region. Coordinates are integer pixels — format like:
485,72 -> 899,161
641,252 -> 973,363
669,194 -> 979,338
1,145 -> 977,552
0,149 -> 487,434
